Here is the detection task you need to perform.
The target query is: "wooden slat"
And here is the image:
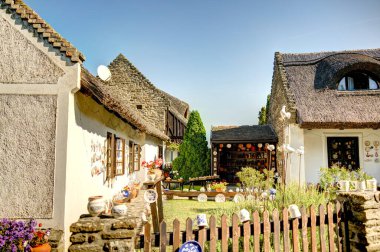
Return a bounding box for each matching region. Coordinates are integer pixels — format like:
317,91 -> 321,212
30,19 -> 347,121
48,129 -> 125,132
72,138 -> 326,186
232,213 -> 240,252
209,216 -> 217,252
160,221 -> 167,252
263,210 -> 270,252
186,218 -> 193,241
198,226 -> 206,251
283,208 -> 290,252
173,219 -> 180,252
243,220 -> 250,252
221,214 -> 228,252
292,217 -> 300,252
150,201 -> 159,233
144,222 -> 151,252
272,209 -> 280,252
336,202 -> 343,252
301,206 -> 309,252
319,204 -> 327,252
253,210 -> 260,252
310,206 -> 317,252
327,203 -> 335,252
156,180 -> 164,223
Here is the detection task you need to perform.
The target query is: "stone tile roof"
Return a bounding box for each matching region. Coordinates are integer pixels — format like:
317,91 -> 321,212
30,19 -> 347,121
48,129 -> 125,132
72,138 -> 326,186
1,0 -> 85,63
108,54 -> 189,129
274,48 -> 380,129
80,67 -> 169,141
211,125 -> 277,143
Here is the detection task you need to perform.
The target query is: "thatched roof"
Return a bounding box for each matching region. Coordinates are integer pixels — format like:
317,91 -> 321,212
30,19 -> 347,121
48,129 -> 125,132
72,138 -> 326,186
1,0 -> 85,63
274,48 -> 380,129
211,125 -> 277,143
80,67 -> 169,141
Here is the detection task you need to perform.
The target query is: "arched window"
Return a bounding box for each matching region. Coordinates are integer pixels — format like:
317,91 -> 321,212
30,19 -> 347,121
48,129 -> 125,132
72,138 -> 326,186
338,71 -> 380,91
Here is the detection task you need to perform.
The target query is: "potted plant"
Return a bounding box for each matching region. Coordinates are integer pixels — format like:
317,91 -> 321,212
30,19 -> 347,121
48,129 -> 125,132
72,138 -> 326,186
355,168 -> 367,192
337,168 -> 350,192
142,158 -> 163,181
0,218 -> 37,251
211,182 -> 228,192
30,224 -> 51,252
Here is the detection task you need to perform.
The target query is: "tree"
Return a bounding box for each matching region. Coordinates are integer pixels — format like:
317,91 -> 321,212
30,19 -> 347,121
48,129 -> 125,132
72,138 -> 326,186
258,94 -> 271,125
173,111 -> 209,180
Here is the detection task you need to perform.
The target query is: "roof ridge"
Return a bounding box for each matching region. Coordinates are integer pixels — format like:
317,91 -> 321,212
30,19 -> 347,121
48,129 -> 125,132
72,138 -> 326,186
1,0 -> 85,63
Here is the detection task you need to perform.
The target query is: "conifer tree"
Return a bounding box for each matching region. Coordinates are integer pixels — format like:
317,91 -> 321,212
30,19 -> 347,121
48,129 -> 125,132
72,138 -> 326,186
173,111 -> 209,180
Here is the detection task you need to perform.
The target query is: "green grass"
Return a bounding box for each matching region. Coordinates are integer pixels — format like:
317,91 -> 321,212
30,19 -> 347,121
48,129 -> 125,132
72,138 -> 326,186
163,199 -> 236,231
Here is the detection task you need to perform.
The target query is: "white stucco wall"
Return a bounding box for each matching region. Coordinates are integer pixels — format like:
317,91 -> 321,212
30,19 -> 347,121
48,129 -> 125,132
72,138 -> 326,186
0,5 -> 80,236
297,128 -> 380,183
64,92 -> 162,249
284,124 -> 305,184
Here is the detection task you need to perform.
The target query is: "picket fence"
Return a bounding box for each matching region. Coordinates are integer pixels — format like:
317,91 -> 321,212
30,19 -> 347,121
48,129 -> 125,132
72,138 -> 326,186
136,202 -> 348,252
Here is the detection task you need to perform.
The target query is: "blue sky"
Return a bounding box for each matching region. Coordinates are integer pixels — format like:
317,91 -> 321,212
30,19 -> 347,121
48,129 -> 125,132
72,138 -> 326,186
25,0 -> 380,138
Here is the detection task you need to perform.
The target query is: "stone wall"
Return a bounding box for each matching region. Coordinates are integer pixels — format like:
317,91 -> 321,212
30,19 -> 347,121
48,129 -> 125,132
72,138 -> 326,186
337,191 -> 380,252
69,216 -> 138,252
108,55 -> 170,132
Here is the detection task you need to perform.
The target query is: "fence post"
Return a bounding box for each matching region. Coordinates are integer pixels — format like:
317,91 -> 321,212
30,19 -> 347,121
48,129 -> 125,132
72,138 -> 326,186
232,213 -> 240,252
173,219 -> 181,252
144,222 -> 151,252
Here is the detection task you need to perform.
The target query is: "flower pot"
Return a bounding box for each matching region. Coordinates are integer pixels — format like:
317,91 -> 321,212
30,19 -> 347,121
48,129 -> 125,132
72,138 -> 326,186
366,179 -> 377,192
338,180 -> 350,192
112,201 -> 128,218
87,196 -> 106,217
358,181 -> 366,192
215,188 -> 224,192
31,243 -> 51,252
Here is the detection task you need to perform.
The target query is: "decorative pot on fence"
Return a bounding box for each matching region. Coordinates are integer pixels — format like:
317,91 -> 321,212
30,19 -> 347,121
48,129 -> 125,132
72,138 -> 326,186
31,243 -> 51,252
288,204 -> 301,219
87,196 -> 106,217
338,180 -> 350,192
196,214 -> 208,227
112,201 -> 128,218
239,209 -> 250,222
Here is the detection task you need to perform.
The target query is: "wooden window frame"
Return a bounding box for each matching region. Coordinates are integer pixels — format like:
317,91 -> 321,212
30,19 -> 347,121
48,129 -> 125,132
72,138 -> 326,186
106,132 -> 126,179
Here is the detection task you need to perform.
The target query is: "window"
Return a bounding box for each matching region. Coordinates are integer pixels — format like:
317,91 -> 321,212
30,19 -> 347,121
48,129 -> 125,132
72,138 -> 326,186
128,141 -> 141,173
338,71 -> 380,91
327,137 -> 359,170
106,132 -> 126,179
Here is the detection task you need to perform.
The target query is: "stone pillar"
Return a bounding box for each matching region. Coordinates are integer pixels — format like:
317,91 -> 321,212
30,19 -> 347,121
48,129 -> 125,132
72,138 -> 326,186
337,191 -> 380,252
68,215 -> 138,252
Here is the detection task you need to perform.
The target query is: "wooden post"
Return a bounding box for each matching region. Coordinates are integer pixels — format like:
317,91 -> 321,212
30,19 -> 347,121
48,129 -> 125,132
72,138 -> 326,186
198,226 -> 206,251
232,213 -> 240,252
209,216 -> 217,252
243,220 -> 251,252
173,219 -> 181,252
272,209 -> 280,252
327,203 -> 335,252
319,204 -> 327,252
310,205 -> 317,252
283,208 -> 290,252
301,206 -> 309,252
336,202 -> 343,252
144,222 -> 151,252
186,218 -> 193,241
156,180 -> 164,224
221,214 -> 228,252
263,210 -> 270,252
160,221 -> 167,252
292,218 -> 300,252
253,211 -> 260,252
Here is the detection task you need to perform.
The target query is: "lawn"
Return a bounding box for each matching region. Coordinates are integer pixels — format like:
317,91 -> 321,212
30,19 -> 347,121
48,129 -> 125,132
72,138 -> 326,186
163,198 -> 236,231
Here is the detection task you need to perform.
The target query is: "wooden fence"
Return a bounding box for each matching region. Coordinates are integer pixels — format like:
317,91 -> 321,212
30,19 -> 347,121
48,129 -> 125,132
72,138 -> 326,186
136,202 -> 348,252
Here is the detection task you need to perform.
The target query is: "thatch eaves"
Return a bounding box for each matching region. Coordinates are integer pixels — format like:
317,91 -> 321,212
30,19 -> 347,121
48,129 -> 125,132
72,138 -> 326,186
80,67 -> 169,141
276,48 -> 380,129
211,125 -> 278,143
1,0 -> 85,63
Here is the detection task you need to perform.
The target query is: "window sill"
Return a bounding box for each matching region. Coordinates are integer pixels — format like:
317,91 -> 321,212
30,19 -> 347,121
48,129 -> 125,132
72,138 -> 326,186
336,90 -> 380,96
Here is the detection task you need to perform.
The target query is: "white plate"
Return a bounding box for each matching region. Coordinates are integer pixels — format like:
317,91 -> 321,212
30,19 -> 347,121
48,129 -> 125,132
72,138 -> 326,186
197,193 -> 208,202
233,193 -> 245,203
215,193 -> 226,203
144,189 -> 158,203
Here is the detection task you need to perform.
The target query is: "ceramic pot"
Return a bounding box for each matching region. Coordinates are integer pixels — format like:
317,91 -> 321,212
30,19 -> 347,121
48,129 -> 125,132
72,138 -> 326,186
358,181 -> 366,192
87,196 -> 106,217
31,243 -> 51,252
289,204 -> 301,219
148,173 -> 156,181
112,201 -> 128,218
215,188 -> 224,192
338,180 -> 350,192
239,209 -> 250,222
196,214 -> 208,227
366,179 -> 377,192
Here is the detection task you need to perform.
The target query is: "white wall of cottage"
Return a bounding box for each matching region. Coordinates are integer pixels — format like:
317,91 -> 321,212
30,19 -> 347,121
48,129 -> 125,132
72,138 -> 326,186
286,128 -> 380,184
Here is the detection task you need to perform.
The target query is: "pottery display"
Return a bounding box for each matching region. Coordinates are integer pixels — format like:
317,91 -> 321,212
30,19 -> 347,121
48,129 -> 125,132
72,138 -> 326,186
289,204 -> 301,219
196,214 -> 208,226
215,193 -> 226,203
197,193 -> 208,202
87,196 -> 106,217
31,243 -> 51,252
239,209 -> 250,222
112,201 -> 128,218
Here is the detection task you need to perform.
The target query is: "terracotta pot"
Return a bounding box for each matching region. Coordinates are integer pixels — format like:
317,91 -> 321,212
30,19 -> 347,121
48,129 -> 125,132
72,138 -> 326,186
31,243 -> 51,252
87,196 -> 106,217
215,188 -> 224,192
